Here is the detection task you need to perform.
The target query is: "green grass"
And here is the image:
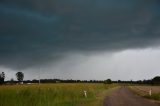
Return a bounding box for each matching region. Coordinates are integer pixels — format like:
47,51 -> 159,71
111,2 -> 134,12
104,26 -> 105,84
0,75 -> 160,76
144,93 -> 160,101
0,83 -> 116,106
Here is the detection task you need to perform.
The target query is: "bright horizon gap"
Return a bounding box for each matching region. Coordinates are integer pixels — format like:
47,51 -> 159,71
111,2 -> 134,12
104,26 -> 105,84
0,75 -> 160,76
1,47 -> 160,81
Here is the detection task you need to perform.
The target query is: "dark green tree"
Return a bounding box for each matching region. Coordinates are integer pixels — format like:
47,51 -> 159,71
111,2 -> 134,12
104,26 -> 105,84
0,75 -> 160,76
152,76 -> 160,85
104,79 -> 112,84
10,78 -> 15,85
16,72 -> 24,82
0,72 -> 5,84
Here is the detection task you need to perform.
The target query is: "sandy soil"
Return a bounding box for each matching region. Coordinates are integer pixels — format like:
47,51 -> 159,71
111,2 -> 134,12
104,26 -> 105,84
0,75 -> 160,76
103,87 -> 160,106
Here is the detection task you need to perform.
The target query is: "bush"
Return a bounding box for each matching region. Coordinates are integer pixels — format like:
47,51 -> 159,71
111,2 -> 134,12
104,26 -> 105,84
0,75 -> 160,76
104,79 -> 112,84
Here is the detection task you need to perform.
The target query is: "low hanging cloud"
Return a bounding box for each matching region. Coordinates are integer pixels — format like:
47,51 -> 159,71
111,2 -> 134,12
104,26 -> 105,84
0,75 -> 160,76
0,0 -> 160,70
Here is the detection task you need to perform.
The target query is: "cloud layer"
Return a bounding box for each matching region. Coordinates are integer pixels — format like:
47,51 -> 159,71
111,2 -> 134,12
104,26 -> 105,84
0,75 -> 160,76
0,0 -> 160,70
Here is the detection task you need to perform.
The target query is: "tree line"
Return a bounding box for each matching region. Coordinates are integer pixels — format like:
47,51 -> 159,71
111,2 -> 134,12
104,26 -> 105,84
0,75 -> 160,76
0,71 -> 160,85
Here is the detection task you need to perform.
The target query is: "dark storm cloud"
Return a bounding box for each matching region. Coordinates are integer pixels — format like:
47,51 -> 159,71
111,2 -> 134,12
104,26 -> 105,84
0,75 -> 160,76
0,0 -> 160,69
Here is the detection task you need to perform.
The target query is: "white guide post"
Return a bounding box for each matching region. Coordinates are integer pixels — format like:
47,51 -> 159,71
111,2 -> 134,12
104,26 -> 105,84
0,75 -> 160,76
149,89 -> 152,96
84,90 -> 87,98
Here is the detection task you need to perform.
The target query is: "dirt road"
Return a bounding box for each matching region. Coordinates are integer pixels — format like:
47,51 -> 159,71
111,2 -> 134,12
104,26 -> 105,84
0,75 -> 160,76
104,87 -> 160,106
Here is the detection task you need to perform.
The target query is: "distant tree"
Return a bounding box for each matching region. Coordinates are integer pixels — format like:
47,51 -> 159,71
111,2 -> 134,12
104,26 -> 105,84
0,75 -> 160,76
152,76 -> 160,85
104,79 -> 112,84
0,72 -> 5,84
16,72 -> 24,82
1,72 -> 5,79
11,78 -> 14,81
118,80 -> 121,83
10,78 -> 15,85
136,80 -> 142,84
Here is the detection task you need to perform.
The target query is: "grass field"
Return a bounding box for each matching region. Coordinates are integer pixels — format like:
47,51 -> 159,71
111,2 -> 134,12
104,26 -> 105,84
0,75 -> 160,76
0,83 -> 117,106
129,86 -> 160,101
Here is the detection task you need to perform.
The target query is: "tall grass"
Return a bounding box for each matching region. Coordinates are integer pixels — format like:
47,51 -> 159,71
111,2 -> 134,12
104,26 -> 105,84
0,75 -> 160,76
0,83 -> 115,106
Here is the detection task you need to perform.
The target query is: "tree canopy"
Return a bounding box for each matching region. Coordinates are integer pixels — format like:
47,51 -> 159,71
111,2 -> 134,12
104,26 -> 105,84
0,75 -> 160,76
16,72 -> 24,82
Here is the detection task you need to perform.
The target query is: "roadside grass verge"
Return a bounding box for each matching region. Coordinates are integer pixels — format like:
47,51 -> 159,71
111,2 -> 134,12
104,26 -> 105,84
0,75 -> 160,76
129,86 -> 160,101
143,93 -> 160,100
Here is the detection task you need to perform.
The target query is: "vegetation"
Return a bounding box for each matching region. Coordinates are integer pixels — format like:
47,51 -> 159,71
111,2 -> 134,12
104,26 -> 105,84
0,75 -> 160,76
152,76 -> 160,85
104,79 -> 112,84
144,93 -> 160,100
129,86 -> 160,101
1,71 -> 159,85
0,72 -> 5,84
0,83 -> 117,106
0,71 -> 159,105
16,72 -> 24,82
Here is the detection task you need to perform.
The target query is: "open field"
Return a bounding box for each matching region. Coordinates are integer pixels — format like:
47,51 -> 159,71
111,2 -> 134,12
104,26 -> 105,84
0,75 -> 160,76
129,86 -> 160,101
0,83 -> 117,106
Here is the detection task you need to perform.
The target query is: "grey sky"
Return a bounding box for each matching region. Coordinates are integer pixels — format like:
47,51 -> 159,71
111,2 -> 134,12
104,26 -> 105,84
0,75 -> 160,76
0,0 -> 160,80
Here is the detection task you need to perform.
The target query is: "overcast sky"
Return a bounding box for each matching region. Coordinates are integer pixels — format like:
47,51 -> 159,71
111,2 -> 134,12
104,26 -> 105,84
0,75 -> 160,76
0,0 -> 160,81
